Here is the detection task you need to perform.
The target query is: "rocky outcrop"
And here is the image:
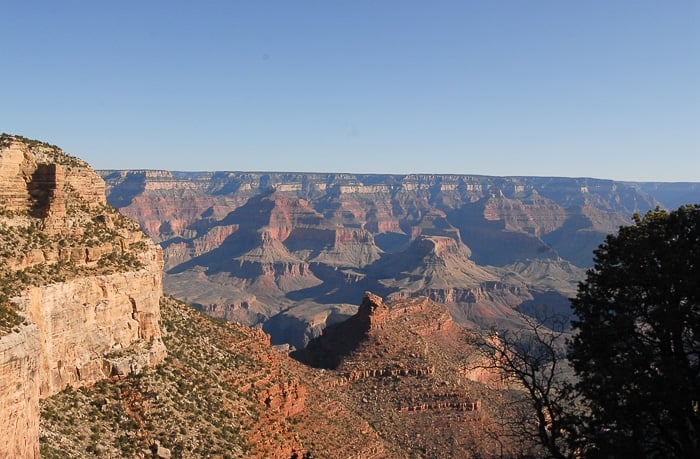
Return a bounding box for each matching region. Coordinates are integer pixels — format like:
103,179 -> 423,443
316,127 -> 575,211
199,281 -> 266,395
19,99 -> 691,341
0,136 -> 105,219
330,366 -> 436,387
301,293 -> 455,371
400,391 -> 481,413
258,379 -> 306,417
0,134 -> 165,457
356,291 -> 390,327
295,293 -> 516,457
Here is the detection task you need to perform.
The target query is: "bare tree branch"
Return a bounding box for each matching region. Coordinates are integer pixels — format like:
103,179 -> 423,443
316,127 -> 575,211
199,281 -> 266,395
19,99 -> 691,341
468,308 -> 579,459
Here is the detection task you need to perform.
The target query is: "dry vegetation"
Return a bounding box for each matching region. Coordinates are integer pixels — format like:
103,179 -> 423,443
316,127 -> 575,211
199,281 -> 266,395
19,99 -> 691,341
39,296 -> 303,458
0,133 -> 83,168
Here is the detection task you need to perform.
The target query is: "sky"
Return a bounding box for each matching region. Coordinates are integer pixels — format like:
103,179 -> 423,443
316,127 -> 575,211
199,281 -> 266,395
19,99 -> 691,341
1,1 -> 698,181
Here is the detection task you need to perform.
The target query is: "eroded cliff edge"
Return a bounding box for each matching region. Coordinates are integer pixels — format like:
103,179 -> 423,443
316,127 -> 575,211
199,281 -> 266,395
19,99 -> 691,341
0,134 -> 165,457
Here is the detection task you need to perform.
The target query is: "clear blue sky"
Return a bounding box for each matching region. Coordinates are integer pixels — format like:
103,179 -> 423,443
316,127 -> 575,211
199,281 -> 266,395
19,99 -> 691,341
2,1 -> 698,181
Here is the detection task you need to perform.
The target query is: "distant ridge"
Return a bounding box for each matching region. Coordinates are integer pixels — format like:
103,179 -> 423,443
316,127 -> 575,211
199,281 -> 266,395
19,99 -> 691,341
99,169 -> 699,347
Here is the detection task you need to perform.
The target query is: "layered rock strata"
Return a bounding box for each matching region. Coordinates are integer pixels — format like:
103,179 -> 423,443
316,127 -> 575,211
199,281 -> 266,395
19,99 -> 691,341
0,134 -> 165,457
99,168 -> 676,346
19,265 -> 165,395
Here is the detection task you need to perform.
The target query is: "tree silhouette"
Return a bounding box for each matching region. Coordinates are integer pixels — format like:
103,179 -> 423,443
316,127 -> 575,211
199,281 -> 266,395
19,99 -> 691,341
569,205 -> 700,458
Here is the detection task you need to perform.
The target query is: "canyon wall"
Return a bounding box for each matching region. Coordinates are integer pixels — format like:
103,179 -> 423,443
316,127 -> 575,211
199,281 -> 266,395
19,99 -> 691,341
19,260 -> 164,396
99,168 -> 700,347
0,134 -> 165,457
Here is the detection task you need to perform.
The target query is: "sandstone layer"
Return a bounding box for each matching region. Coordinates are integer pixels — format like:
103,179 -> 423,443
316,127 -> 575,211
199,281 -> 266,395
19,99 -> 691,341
0,134 -> 165,458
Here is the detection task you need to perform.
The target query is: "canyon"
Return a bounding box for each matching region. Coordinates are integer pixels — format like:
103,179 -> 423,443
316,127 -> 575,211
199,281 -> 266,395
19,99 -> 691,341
0,135 -> 519,458
4,134 -> 700,457
101,169 -> 700,348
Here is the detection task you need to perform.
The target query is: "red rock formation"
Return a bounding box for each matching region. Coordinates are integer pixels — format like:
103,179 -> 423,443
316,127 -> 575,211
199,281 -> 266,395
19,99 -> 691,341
296,293 -> 522,457
258,379 -> 306,417
356,291 -> 390,327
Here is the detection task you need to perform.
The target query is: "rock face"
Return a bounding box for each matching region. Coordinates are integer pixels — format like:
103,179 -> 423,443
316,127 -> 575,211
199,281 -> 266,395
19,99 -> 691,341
100,169 -> 700,346
0,134 -> 165,457
20,267 -> 165,396
0,136 -> 105,220
0,324 -> 41,459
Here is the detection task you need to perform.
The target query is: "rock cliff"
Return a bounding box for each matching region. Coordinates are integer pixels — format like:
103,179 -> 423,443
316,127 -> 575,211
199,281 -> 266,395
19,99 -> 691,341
0,134 -> 165,457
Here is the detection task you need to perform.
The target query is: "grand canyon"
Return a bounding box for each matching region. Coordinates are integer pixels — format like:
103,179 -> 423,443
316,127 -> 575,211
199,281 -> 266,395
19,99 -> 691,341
2,134 -> 699,458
